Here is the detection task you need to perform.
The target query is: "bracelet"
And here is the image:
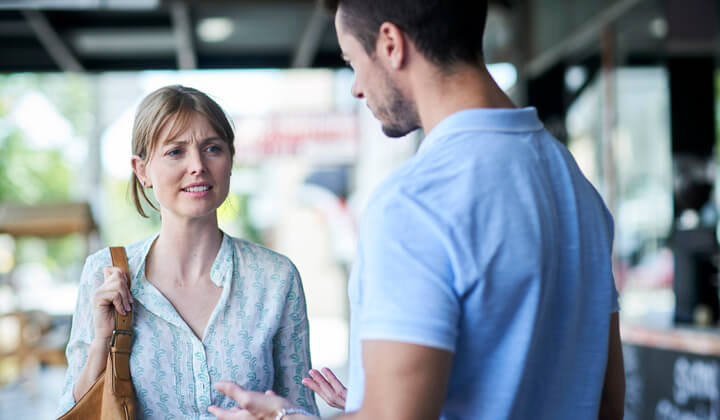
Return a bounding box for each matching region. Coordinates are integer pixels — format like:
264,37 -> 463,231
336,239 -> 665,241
274,407 -> 316,420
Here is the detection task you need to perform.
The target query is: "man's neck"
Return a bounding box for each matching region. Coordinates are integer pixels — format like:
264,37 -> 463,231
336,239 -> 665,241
411,63 -> 516,134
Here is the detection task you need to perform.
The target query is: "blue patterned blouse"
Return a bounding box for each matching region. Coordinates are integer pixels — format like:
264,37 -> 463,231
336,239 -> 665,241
56,232 -> 318,419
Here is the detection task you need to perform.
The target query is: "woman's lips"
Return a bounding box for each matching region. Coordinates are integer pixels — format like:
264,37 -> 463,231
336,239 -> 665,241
181,184 -> 212,197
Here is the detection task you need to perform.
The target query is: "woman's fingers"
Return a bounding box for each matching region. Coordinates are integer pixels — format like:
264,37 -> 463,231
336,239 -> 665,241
302,377 -> 331,404
112,294 -> 127,315
118,277 -> 132,312
97,266 -> 133,314
92,266 -> 134,341
303,369 -> 346,409
213,381 -> 295,419
94,289 -> 128,315
301,377 -> 323,395
308,369 -> 335,396
321,367 -> 347,397
207,405 -> 247,420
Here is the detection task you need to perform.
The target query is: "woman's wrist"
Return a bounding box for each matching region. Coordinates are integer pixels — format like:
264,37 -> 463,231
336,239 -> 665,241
90,336 -> 111,352
274,407 -> 317,420
73,336 -> 111,401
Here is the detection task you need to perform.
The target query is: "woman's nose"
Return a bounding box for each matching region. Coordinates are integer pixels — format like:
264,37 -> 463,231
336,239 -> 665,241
188,149 -> 207,175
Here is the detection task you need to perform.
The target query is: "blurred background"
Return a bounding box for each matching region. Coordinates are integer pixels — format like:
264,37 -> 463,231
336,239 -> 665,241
0,0 -> 717,418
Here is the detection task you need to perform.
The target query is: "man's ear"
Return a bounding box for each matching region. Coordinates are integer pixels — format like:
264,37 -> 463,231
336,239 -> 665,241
377,22 -> 406,70
131,155 -> 150,187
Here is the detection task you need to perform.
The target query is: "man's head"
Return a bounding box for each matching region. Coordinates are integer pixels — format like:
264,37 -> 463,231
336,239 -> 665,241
324,0 -> 488,69
325,0 -> 489,137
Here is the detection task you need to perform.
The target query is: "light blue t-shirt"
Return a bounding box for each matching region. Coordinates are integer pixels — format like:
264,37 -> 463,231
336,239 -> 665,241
345,107 -> 619,419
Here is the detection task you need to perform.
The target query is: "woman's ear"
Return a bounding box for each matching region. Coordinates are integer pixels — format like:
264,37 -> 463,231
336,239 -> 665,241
131,155 -> 151,188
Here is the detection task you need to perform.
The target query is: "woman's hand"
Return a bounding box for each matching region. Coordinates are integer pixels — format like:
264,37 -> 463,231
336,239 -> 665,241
73,265 -> 133,401
93,266 -> 133,342
302,368 -> 347,410
209,383 -> 303,420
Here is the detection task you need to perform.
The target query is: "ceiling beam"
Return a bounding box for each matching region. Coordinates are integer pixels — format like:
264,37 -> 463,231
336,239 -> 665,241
165,0 -> 316,5
22,10 -> 84,72
291,5 -> 330,68
525,0 -> 646,78
2,0 -> 159,9
170,1 -> 197,70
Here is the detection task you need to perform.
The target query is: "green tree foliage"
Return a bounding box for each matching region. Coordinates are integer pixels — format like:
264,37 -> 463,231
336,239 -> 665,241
0,74 -> 92,277
0,129 -> 71,204
0,73 -> 92,205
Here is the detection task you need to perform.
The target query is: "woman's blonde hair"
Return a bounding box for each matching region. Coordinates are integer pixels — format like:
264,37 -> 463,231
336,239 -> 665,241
130,85 -> 235,217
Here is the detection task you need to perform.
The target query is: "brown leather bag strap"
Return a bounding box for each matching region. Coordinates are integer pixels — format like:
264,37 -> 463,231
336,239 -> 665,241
109,247 -> 133,397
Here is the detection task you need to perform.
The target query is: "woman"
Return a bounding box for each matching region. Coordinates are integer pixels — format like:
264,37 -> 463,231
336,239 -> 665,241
56,85 -> 318,419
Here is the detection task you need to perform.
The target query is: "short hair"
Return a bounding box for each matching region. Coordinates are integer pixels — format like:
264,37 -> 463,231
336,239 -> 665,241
130,85 -> 235,217
323,0 -> 488,68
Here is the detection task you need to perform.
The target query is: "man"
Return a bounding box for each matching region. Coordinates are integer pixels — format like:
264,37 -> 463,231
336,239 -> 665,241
209,1 -> 625,419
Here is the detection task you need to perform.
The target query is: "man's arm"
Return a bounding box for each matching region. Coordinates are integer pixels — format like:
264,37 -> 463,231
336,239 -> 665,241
598,312 -> 625,420
306,340 -> 453,420
351,340 -> 453,420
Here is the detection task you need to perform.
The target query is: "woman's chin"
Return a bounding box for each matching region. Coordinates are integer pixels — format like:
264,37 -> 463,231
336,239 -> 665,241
161,206 -> 220,222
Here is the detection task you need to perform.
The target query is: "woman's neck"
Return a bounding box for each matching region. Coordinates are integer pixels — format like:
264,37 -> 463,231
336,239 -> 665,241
149,215 -> 223,287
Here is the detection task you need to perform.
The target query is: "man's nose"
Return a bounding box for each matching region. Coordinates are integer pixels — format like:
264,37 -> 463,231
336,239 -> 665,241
351,80 -> 364,99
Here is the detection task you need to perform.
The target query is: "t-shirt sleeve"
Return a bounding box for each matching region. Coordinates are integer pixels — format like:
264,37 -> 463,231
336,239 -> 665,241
356,189 -> 459,352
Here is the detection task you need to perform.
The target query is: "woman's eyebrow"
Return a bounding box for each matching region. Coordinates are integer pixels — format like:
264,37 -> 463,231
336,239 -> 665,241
201,136 -> 222,143
162,136 -> 221,147
161,137 -> 188,147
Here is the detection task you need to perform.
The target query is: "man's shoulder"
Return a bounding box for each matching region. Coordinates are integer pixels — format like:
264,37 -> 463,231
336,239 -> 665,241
362,160 -> 456,236
382,129 -> 528,193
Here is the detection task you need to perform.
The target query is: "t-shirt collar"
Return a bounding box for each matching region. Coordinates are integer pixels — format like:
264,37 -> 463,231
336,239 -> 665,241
417,107 -> 544,156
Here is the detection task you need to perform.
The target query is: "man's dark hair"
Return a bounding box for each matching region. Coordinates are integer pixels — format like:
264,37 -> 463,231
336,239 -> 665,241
322,0 -> 488,68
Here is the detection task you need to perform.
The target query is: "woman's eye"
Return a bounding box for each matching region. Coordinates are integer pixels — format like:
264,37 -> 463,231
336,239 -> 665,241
167,149 -> 182,156
206,145 -> 222,153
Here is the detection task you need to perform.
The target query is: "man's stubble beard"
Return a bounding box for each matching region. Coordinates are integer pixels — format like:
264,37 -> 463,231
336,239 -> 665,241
377,70 -> 420,138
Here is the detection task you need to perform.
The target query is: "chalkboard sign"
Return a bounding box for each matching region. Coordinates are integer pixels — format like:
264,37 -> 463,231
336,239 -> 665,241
623,343 -> 719,420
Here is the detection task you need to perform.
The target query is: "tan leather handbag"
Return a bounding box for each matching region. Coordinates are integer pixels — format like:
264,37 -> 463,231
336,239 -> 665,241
58,247 -> 136,420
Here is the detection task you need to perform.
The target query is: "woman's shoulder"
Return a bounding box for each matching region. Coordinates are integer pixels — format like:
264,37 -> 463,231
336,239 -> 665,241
81,235 -> 155,286
86,236 -> 152,263
228,235 -> 299,275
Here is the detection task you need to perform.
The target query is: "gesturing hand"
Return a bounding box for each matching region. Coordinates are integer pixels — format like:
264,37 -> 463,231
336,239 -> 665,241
302,368 -> 347,410
209,382 -> 298,420
93,266 -> 133,342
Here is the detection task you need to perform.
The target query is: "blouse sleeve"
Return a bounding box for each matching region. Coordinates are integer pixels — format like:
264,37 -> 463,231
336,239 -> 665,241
55,250 -> 107,418
271,262 -> 318,415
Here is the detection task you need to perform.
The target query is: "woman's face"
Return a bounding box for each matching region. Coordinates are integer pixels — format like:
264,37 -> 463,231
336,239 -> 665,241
134,111 -> 232,222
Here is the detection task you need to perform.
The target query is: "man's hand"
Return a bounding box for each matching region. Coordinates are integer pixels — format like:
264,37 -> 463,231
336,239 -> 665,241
208,382 -> 303,420
302,368 -> 347,410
